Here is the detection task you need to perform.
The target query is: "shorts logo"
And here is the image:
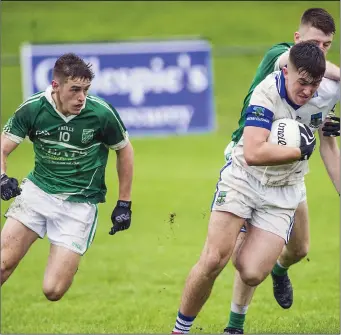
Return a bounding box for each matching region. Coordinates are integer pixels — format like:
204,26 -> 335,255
72,241 -> 82,251
81,129 -> 94,144
215,191 -> 227,206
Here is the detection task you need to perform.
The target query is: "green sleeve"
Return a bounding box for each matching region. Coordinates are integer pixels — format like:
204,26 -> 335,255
102,104 -> 128,148
256,43 -> 292,76
3,104 -> 32,140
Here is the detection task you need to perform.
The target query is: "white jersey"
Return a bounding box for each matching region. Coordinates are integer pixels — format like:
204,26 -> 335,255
232,70 -> 340,186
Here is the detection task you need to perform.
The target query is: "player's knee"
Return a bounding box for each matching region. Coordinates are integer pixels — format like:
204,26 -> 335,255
43,284 -> 67,302
1,260 -> 11,274
292,244 -> 309,261
239,267 -> 264,287
0,262 -> 10,284
236,259 -> 265,286
286,240 -> 309,262
0,253 -> 18,283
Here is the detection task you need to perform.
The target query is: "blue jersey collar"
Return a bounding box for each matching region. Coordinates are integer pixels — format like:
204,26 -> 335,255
276,70 -> 302,110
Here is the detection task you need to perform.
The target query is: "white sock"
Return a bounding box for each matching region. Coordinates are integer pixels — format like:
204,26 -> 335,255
172,311 -> 195,334
277,260 -> 289,269
231,302 -> 249,315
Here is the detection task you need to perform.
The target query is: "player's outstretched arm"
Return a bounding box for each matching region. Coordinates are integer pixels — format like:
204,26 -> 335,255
279,52 -> 340,81
109,141 -> 134,235
1,134 -> 22,200
318,126 -> 340,195
325,61 -> 340,81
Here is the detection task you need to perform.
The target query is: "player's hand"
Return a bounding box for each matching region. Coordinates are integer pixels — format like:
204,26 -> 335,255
1,174 -> 21,200
322,116 -> 340,137
109,200 -> 132,235
299,124 -> 316,161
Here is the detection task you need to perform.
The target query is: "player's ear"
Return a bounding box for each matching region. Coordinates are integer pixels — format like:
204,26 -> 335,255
294,31 -> 300,44
52,80 -> 60,91
282,66 -> 289,79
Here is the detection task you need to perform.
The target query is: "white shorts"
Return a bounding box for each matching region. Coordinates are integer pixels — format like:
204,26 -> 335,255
4,179 -> 98,255
211,162 -> 306,243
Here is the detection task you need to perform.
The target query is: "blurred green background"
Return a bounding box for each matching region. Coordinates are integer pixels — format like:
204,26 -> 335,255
1,1 -> 340,334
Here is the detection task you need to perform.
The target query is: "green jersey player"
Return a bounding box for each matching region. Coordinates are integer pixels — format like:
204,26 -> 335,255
223,8 -> 340,334
1,53 -> 134,301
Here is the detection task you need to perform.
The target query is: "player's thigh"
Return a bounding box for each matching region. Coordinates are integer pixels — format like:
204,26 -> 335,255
4,178 -> 48,238
231,227 -> 247,267
250,181 -> 305,244
1,217 -> 39,269
287,199 -> 310,253
236,224 -> 285,284
208,162 -> 255,265
43,244 -> 81,292
46,201 -> 98,256
236,182 -> 304,283
2,179 -> 48,268
200,211 -> 245,271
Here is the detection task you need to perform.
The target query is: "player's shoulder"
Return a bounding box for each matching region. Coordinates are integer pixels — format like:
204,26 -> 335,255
256,71 -> 280,93
86,94 -> 117,116
318,77 -> 340,99
16,90 -> 46,113
250,71 -> 280,108
264,42 -> 293,56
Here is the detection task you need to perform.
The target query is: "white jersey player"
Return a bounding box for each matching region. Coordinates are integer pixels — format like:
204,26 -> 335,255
232,69 -> 339,187
222,9 -> 340,334
171,42 -> 338,335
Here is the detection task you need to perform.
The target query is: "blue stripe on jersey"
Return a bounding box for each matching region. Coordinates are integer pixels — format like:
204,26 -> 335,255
245,105 -> 274,130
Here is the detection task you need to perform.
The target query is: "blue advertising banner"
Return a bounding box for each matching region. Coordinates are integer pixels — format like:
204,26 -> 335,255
20,40 -> 215,137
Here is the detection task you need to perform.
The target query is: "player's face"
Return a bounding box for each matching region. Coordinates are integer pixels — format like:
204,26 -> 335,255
52,77 -> 91,115
294,26 -> 333,55
283,65 -> 322,106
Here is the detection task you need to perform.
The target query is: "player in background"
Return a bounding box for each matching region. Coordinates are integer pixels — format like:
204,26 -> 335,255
223,8 -> 340,334
1,53 -> 134,301
171,42 -> 339,334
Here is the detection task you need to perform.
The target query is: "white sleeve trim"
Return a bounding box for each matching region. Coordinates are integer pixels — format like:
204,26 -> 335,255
109,131 -> 129,150
2,132 -> 24,144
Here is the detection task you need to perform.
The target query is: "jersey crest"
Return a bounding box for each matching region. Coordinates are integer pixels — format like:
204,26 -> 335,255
309,112 -> 323,129
81,129 -> 95,144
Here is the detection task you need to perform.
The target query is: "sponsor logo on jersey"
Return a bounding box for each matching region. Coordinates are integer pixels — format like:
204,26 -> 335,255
36,130 -> 50,136
81,129 -> 94,144
252,106 -> 265,117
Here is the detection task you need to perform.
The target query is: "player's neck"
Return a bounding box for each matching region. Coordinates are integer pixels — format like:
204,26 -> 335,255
51,92 -> 72,116
284,81 -> 302,107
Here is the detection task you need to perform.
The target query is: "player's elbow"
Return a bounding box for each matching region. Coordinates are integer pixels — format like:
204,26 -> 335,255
244,149 -> 261,166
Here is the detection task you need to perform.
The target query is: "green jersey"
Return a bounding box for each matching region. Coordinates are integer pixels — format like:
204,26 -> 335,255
3,86 -> 128,204
231,42 -> 293,143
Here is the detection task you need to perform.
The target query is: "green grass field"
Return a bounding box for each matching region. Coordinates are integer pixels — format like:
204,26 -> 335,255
1,1 -> 340,334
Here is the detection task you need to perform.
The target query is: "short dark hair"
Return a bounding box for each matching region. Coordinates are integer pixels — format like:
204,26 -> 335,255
53,53 -> 95,82
301,8 -> 336,35
289,41 -> 326,81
